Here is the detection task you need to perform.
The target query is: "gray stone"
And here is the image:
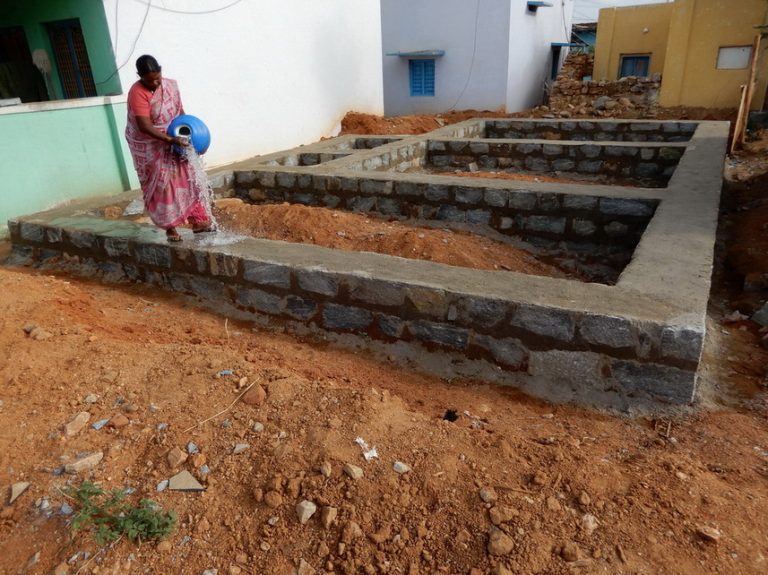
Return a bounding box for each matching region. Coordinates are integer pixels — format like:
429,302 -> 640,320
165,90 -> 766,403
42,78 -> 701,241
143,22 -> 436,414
189,276 -> 228,300
660,326 -> 703,362
525,156 -> 550,172
631,122 -> 661,131
460,298 -> 509,329
580,315 -> 635,349
474,334 -> 527,368
455,187 -> 483,205
537,193 -> 560,211
498,216 -> 514,230
640,148 -> 656,161
526,215 -> 566,234
104,238 -> 131,258
577,160 -> 603,173
236,171 -> 257,184
484,188 -> 509,207
605,145 -> 637,157
323,304 -> 372,330
284,296 -> 318,320
430,154 -> 451,167
552,158 -> 576,172
437,205 -> 466,222
19,222 -> 45,243
243,261 -> 292,288
378,198 -> 402,215
659,147 -> 684,161
290,191 -> 317,205
45,227 -> 62,243
425,184 -> 450,202
429,141 -> 446,152
66,230 -> 95,249
236,288 -> 283,315
296,269 -> 338,297
600,198 -> 654,217
258,171 -> 276,187
348,278 -> 405,307
752,301 -> 768,326
448,140 -> 467,153
636,162 -> 661,177
376,314 -> 406,338
581,144 -> 602,159
612,361 -> 696,403
604,221 -> 629,237
409,320 -> 469,349
572,219 -> 597,236
395,181 -> 421,196
467,209 -> 492,225
469,142 -> 489,154
341,177 -> 359,192
276,172 -> 296,188
135,244 -> 171,268
349,196 -> 376,212
563,195 -> 598,211
543,144 -> 563,156
508,191 -> 537,210
361,179 -> 392,195
323,194 -> 341,208
511,305 -> 575,341
208,253 -> 239,277
516,143 -> 541,154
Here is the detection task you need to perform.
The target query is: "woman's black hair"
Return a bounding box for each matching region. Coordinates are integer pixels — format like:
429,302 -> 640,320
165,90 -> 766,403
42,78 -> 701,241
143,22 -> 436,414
136,54 -> 162,76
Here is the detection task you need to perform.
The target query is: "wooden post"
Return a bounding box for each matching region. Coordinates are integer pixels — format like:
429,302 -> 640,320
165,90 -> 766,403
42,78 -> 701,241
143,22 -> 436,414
731,35 -> 763,154
731,84 -> 748,155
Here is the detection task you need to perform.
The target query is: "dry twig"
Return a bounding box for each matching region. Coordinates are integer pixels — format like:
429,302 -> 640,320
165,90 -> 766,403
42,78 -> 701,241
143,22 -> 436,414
183,381 -> 258,433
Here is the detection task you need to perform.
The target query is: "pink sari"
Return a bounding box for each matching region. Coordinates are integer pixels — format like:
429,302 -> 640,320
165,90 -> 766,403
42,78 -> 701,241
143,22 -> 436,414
125,78 -> 208,229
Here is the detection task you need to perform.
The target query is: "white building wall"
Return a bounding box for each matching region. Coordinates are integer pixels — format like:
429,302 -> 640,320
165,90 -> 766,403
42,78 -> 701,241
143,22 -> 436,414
506,0 -> 575,112
101,0 -> 383,167
381,0 -> 511,116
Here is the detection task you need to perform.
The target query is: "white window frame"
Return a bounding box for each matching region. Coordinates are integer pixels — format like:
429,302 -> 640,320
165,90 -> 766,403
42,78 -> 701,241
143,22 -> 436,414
716,46 -> 752,70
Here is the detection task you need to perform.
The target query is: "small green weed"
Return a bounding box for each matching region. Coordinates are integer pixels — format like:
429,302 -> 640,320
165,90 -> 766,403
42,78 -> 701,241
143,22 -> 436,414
65,481 -> 176,545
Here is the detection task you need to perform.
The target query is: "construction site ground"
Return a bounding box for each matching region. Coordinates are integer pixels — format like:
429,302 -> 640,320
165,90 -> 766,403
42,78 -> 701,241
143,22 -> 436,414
1,113 -> 767,575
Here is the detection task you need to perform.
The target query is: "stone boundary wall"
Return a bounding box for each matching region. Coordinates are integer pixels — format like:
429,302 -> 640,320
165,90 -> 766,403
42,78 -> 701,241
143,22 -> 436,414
233,170 -> 657,249
485,120 -> 696,142
8,219 -> 700,405
264,138 -> 407,167
427,140 -> 685,186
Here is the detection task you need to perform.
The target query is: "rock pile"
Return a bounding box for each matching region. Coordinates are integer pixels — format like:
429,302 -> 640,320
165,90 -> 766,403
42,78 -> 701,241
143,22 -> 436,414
545,53 -> 661,118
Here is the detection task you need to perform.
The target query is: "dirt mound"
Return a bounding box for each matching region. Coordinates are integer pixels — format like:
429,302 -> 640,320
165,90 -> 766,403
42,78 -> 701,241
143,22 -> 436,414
213,199 -> 569,278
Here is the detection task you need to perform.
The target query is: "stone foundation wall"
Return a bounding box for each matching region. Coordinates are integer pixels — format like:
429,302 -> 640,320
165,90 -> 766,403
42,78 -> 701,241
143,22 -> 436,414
233,171 -> 656,249
8,220 -> 700,405
427,140 -> 685,185
485,120 -> 696,142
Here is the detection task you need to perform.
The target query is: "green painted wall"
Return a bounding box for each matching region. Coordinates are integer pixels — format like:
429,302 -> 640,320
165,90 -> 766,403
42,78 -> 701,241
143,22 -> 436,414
0,100 -> 138,235
0,0 -> 121,99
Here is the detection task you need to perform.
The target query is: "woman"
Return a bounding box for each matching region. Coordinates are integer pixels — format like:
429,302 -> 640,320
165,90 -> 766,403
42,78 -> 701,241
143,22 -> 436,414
125,54 -> 213,241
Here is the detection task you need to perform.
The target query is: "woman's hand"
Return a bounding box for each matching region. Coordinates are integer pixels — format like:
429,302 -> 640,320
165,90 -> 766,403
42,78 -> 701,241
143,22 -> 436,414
169,135 -> 190,147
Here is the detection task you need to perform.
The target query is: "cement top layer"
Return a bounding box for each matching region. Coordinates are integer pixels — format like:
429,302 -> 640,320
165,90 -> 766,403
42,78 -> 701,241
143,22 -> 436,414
10,118 -> 728,338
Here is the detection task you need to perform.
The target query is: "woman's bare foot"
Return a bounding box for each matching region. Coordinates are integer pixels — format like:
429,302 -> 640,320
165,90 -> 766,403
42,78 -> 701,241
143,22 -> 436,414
192,221 -> 217,234
166,228 -> 182,242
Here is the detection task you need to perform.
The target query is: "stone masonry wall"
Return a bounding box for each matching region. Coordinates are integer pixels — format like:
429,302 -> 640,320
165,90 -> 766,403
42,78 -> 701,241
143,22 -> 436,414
233,170 -> 657,250
546,52 -> 662,118
427,140 -> 685,186
8,219 -> 700,404
485,120 -> 696,142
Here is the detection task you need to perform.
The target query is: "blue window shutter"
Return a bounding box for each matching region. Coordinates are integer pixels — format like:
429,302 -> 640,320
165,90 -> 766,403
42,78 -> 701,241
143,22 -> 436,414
409,59 -> 435,97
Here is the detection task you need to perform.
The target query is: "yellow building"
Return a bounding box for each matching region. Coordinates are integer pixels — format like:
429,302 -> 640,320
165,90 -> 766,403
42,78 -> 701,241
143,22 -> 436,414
593,0 -> 768,109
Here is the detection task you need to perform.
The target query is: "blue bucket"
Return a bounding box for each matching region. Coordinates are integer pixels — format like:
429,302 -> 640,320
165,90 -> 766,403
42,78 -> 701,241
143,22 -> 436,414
167,114 -> 211,155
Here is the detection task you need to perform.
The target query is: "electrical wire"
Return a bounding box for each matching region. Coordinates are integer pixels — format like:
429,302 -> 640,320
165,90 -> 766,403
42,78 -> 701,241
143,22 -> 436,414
447,0 -> 481,112
135,0 -> 246,15
96,0 -> 152,85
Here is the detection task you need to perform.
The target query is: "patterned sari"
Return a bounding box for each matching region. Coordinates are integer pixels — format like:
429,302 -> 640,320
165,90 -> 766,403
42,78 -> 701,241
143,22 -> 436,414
125,78 -> 208,229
